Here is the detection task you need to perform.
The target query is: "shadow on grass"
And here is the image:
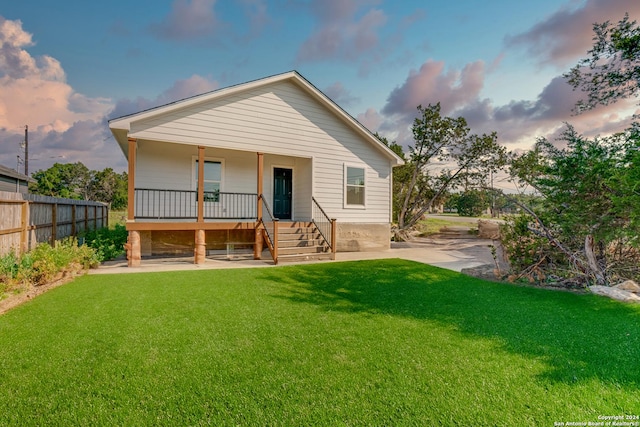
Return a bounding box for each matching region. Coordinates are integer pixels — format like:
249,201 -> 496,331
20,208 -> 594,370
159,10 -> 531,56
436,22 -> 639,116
261,259 -> 640,387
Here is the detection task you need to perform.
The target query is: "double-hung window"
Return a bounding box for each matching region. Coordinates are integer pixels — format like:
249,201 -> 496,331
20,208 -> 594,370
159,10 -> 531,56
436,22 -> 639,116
195,159 -> 222,202
345,165 -> 365,207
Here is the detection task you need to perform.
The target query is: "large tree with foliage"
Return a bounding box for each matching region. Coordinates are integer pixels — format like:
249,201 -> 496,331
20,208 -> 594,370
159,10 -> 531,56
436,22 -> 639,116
375,133 -> 412,222
30,163 -> 128,209
391,103 -> 506,237
501,14 -> 640,286
30,162 -> 91,199
565,13 -> 640,113
87,168 -> 128,210
507,126 -> 640,285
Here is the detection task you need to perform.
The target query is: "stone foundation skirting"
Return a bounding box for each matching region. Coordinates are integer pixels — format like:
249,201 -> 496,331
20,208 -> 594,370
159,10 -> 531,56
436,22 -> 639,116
336,222 -> 391,252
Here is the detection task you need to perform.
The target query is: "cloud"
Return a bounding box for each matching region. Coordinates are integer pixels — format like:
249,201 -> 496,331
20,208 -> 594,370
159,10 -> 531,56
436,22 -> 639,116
373,58 -> 636,152
0,17 -> 112,131
382,60 -> 485,117
296,0 -> 387,63
109,74 -> 219,120
0,16 -> 220,174
357,108 -> 383,131
505,0 -> 640,66
0,16 -> 115,173
148,0 -> 270,43
239,0 -> 270,39
323,82 -> 360,107
149,0 -> 223,41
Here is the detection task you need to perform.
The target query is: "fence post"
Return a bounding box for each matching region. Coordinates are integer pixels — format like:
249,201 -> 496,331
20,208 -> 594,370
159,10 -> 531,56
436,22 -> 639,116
51,203 -> 57,245
20,201 -> 28,254
71,204 -> 76,237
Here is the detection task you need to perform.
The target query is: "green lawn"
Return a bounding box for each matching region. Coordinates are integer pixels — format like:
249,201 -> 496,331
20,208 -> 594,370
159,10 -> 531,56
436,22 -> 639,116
0,259 -> 638,425
417,216 -> 478,236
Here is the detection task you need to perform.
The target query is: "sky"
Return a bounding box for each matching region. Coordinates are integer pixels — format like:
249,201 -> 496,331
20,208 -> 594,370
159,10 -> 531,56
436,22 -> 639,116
1,0 -> 639,193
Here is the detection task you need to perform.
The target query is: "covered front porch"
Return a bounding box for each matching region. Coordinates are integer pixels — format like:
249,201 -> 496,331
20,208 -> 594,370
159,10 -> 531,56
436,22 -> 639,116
124,138 -> 336,266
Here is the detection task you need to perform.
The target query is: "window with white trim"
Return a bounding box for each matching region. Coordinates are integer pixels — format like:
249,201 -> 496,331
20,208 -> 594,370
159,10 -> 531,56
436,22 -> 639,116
345,165 -> 365,207
195,159 -> 222,202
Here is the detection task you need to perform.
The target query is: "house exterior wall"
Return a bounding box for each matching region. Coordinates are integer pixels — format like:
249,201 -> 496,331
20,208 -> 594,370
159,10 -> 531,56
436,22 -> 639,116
133,140 -> 317,221
0,176 -> 25,193
129,80 -> 393,225
0,175 -> 29,193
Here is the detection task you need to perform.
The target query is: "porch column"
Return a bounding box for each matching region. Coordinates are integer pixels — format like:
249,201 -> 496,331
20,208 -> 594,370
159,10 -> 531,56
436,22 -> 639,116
195,146 -> 206,264
127,230 -> 141,267
197,146 -> 205,223
126,137 -> 141,267
195,229 -> 206,264
257,152 -> 264,217
127,137 -> 137,221
254,152 -> 264,259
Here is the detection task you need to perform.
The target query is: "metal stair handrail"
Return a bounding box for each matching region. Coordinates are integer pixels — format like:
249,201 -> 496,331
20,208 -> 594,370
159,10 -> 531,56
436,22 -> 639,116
311,197 -> 336,255
258,194 -> 278,263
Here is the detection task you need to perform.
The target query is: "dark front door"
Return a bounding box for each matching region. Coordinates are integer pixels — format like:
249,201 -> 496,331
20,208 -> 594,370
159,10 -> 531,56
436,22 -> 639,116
273,168 -> 292,219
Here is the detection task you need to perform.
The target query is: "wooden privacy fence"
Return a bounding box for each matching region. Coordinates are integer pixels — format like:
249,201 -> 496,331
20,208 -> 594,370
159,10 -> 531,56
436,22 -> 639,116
0,191 -> 108,256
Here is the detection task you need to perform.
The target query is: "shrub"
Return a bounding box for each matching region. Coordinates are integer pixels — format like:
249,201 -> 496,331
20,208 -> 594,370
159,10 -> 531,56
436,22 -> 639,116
499,214 -> 566,284
456,190 -> 488,217
82,224 -> 127,262
0,238 -> 100,296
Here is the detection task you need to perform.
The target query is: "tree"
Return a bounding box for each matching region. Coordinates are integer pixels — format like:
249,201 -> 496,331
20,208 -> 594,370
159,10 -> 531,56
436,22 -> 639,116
393,103 -> 506,237
456,190 -> 488,217
376,133 -> 413,222
88,168 -> 128,210
499,14 -> 640,286
30,163 -> 128,209
30,162 -> 91,199
565,13 -> 640,113
507,125 -> 640,285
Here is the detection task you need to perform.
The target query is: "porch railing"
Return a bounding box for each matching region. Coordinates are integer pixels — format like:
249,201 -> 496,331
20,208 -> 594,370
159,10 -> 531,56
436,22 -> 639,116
134,189 -> 257,220
312,196 -> 336,256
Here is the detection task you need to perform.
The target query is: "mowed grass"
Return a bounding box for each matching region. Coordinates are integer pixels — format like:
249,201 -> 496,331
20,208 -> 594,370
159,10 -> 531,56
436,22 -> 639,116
0,259 -> 639,425
417,215 -> 479,236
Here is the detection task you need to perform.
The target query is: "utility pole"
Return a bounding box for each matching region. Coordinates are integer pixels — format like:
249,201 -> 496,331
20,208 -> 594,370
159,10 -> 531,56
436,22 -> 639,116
24,125 -> 29,176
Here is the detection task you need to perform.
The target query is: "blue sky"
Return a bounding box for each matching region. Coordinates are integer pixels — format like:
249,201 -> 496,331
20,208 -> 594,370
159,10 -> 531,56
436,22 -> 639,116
1,0 -> 639,192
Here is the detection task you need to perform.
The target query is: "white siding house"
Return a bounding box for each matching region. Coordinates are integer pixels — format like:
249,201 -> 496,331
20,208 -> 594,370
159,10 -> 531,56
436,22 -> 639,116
108,71 -> 403,266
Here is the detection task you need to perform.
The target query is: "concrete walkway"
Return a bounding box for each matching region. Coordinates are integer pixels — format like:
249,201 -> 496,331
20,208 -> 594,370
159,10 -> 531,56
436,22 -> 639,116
90,236 -> 497,275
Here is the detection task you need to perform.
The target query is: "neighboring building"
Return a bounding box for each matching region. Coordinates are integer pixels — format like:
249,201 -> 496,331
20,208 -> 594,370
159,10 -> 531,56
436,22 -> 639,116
0,164 -> 34,193
108,71 -> 404,266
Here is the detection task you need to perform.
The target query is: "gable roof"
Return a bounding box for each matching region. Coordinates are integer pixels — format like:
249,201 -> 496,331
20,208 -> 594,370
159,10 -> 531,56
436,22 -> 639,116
109,71 -> 403,165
